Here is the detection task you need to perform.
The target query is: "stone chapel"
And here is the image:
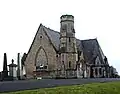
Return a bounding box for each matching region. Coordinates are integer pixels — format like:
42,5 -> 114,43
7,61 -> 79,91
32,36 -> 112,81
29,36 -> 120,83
22,15 -> 110,79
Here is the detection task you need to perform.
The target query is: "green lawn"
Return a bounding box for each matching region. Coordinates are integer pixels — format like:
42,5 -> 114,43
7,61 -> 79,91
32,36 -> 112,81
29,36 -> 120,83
1,81 -> 120,94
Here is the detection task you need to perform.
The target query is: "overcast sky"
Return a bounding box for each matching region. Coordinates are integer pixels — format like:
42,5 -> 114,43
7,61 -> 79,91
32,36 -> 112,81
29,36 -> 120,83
0,0 -> 120,74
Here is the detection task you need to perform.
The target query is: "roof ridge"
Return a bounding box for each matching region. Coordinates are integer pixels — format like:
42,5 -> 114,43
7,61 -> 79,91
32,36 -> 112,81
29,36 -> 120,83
81,38 -> 97,41
42,24 -> 60,34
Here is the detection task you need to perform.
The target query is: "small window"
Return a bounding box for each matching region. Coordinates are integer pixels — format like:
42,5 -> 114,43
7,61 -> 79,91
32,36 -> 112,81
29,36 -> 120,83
40,36 -> 42,38
56,55 -> 58,57
99,68 -> 101,75
95,68 -> 97,75
62,61 -> 65,69
44,66 -> 47,69
79,51 -> 82,55
72,28 -> 75,33
69,37 -> 71,42
62,43 -> 65,47
62,54 -> 64,60
69,61 -> 71,68
62,61 -> 64,64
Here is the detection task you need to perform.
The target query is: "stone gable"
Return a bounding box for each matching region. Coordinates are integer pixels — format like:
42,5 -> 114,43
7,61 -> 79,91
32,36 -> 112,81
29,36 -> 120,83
25,25 -> 57,78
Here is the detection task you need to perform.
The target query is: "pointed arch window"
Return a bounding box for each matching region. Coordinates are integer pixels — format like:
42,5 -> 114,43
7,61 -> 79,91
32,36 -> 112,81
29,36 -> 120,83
35,47 -> 48,71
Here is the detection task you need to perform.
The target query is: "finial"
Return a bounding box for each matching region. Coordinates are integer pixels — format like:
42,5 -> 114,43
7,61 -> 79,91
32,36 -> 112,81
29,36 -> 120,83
11,59 -> 14,64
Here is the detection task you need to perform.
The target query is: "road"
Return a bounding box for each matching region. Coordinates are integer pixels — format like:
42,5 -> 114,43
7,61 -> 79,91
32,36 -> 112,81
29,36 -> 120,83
0,78 -> 120,93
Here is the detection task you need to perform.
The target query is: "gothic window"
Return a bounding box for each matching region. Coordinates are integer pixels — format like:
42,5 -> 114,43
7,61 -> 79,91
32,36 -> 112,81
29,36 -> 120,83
35,47 -> 48,71
95,56 -> 101,65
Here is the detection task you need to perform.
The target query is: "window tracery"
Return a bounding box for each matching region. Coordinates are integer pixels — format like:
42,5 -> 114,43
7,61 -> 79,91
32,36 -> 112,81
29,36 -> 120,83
35,47 -> 48,71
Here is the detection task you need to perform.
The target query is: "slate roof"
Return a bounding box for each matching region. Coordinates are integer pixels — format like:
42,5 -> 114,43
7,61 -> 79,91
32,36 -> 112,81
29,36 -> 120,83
81,39 -> 103,64
43,25 -> 106,65
43,26 -> 83,52
43,26 -> 60,51
25,24 -> 106,65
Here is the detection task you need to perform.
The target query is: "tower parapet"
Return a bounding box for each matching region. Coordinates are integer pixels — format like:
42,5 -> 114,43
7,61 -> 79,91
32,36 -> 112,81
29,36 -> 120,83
60,15 -> 75,38
60,15 -> 74,22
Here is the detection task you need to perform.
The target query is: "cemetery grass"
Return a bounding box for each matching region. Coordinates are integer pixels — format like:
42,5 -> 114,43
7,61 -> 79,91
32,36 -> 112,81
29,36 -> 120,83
1,81 -> 120,94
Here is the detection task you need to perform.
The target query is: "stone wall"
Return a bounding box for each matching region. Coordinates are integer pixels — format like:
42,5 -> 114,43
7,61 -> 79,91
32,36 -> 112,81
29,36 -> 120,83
25,26 -> 57,79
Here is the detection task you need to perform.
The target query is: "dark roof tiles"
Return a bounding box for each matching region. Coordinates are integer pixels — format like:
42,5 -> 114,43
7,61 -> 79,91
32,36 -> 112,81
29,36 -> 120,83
43,26 -> 60,51
42,25 -> 105,65
25,24 -> 105,65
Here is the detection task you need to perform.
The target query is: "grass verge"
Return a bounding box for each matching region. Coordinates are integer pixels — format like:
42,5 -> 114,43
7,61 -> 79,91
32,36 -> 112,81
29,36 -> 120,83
1,81 -> 120,94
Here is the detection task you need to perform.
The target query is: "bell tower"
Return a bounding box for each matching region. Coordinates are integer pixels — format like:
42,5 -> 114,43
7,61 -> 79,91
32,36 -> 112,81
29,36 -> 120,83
59,15 -> 78,78
60,15 -> 77,53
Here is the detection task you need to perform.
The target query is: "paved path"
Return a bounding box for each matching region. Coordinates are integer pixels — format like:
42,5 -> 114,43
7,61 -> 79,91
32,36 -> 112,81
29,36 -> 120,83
0,78 -> 120,93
